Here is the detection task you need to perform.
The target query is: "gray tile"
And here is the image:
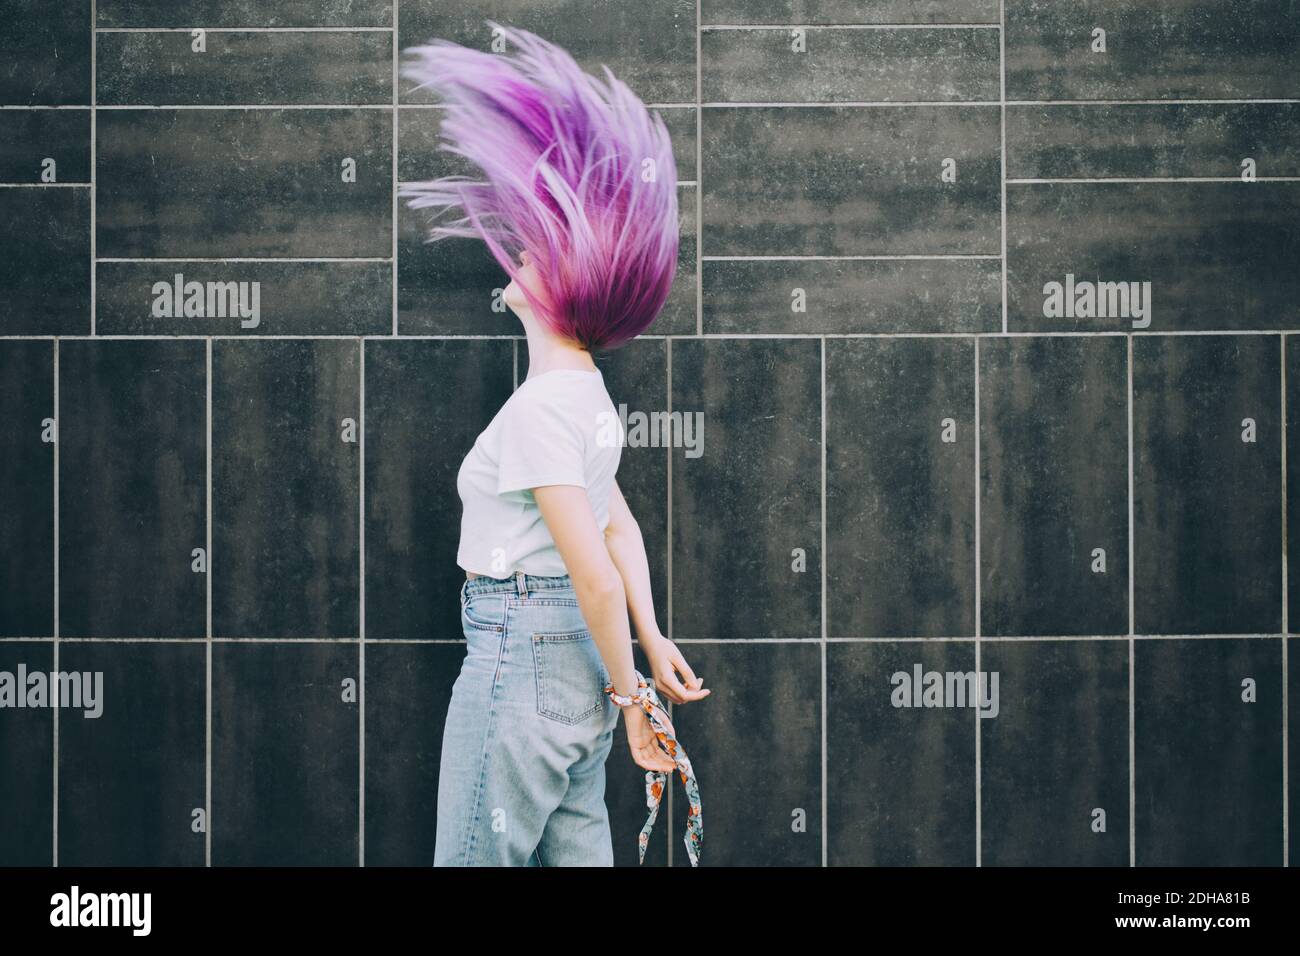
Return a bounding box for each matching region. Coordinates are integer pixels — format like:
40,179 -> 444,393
0,109 -> 91,183
1008,182 -> 1300,332
702,27 -> 999,102
60,340 -> 207,638
0,0 -> 91,105
671,338 -> 821,640
1134,637 -> 1282,865
97,30 -> 392,106
97,1 -> 393,28
362,641 -> 461,865
0,641 -> 53,864
0,186 -> 90,335
212,339 -> 360,639
1290,337 -> 1300,628
980,336 -> 1129,636
594,338 -> 669,634
1005,0 -> 1300,100
97,108 -> 392,258
57,642 -> 206,865
669,642 -> 822,865
980,640 -> 1129,865
1008,103 -> 1300,180
364,339 -> 512,641
97,261 -> 392,336
701,1 -> 1000,25
1133,335 -> 1281,635
702,106 -> 1001,256
703,258 -> 1000,334
827,337 -> 975,637
211,642 -> 360,864
399,2 -> 695,105
0,341 -> 54,637
827,640 -> 976,865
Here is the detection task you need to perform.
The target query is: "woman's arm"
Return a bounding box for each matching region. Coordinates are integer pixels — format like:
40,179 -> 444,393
603,480 -> 710,706
533,484 -> 674,773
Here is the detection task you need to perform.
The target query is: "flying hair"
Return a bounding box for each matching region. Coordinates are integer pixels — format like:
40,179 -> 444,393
398,22 -> 679,351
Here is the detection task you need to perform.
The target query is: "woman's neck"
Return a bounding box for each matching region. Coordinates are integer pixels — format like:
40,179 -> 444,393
517,308 -> 597,379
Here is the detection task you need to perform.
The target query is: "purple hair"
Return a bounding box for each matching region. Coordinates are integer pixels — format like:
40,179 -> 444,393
398,22 -> 679,351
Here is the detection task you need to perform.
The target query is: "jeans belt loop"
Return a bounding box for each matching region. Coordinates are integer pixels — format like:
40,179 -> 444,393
515,569 -> 528,599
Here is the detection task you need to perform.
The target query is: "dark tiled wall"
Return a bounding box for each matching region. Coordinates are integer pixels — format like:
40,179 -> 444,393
0,0 -> 1295,868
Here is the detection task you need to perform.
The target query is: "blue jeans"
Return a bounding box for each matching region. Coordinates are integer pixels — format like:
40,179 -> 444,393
434,571 -> 621,866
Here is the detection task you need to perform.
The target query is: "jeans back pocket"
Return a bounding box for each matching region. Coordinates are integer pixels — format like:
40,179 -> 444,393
531,628 -> 607,725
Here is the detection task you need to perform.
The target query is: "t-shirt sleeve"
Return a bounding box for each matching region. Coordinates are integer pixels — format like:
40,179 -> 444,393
495,393 -> 588,495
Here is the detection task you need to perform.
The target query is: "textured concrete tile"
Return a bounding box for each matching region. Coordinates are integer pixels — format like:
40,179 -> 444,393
97,108 -> 392,258
702,0 -> 1000,25
827,640 -> 977,866
0,187 -> 91,335
0,641 -> 53,864
56,642 -> 206,865
703,258 -> 1000,334
211,642 -> 360,864
702,106 -> 1001,256
980,640 -> 1129,865
1132,335 -> 1282,635
0,0 -> 91,105
1008,103 -> 1300,179
212,339 -> 360,639
671,338 -> 822,640
59,340 -> 207,638
364,339 -> 512,641
399,1 -> 695,105
702,26 -> 999,102
0,109 -> 91,183
1006,0 -> 1300,100
827,337 -> 976,637
0,341 -> 54,637
980,336 -> 1129,636
97,1 -> 393,28
1008,182 -> 1300,332
1134,637 -> 1282,865
669,642 -> 822,865
97,30 -> 392,105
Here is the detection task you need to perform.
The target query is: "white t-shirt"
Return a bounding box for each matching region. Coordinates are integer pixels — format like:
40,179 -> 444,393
456,367 -> 624,577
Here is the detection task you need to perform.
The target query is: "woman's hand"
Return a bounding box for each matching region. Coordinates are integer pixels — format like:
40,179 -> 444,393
639,632 -> 711,705
622,702 -> 676,773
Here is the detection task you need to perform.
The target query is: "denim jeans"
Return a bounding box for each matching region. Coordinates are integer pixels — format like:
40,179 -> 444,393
434,570 -> 621,866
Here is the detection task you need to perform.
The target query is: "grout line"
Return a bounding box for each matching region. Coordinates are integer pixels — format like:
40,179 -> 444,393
703,254 -> 1001,260
999,0 -> 1006,335
695,0 -> 703,337
1009,177 -> 1300,184
1,632 -> 1292,644
820,335 -> 828,867
699,23 -> 1003,30
358,339 -> 366,866
391,15 -> 398,338
665,332 -> 674,868
973,335 -> 982,866
7,97 -> 1300,110
1282,333 -> 1289,866
95,26 -> 394,32
1127,333 -> 1136,866
205,336 -> 212,866
90,2 -> 96,336
14,330 -> 1300,342
52,337 -> 59,866
512,338 -> 518,389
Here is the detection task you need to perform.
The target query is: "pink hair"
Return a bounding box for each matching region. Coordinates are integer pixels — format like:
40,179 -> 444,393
398,22 -> 679,350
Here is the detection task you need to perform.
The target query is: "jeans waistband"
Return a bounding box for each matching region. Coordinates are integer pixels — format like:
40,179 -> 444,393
463,570 -> 573,600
